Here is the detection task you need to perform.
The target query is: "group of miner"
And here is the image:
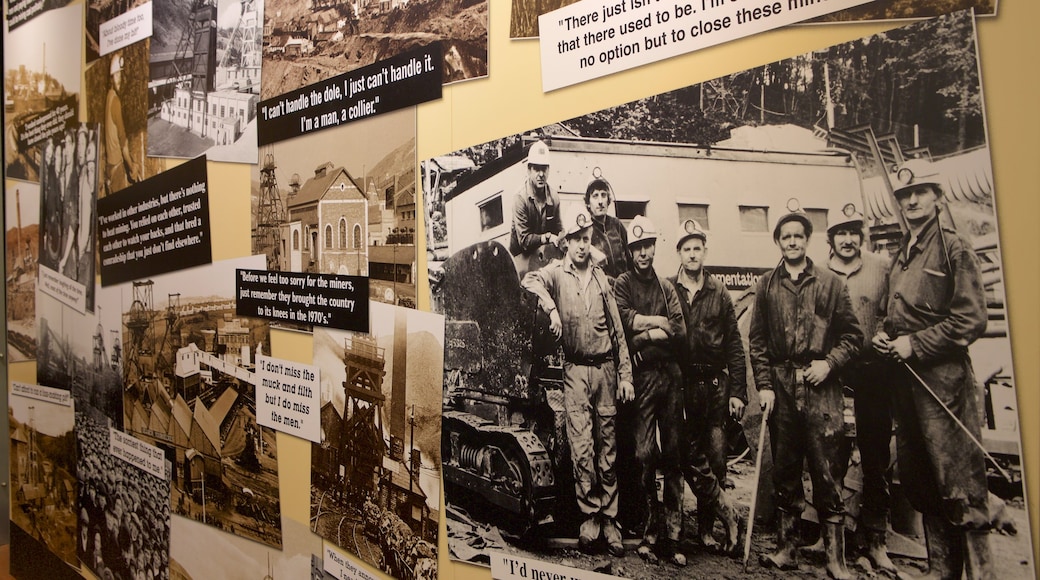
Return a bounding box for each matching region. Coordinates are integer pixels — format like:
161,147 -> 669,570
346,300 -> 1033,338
512,140 -> 995,579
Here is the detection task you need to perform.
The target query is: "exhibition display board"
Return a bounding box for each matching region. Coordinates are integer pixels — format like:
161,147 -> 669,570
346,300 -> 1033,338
3,1 -> 1038,579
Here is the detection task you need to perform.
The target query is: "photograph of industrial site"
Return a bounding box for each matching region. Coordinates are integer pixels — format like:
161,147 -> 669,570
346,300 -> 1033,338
116,254 -> 283,548
310,302 -> 442,580
6,181 -> 39,361
251,109 -> 418,310
147,0 -> 262,163
260,0 -> 487,100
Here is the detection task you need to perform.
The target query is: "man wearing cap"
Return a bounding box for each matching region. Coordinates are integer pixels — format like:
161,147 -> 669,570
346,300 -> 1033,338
584,176 -> 632,279
749,204 -> 862,579
667,219 -> 742,554
612,215 -> 687,565
105,52 -> 141,196
521,204 -> 634,557
825,204 -> 896,573
510,140 -> 562,276
871,160 -> 992,579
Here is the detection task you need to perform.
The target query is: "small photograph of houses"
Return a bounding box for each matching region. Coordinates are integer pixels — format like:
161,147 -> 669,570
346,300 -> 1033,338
251,108 -> 418,309
117,255 -> 283,548
260,0 -> 488,101
9,388 -> 77,568
310,301 -> 443,580
147,0 -> 262,163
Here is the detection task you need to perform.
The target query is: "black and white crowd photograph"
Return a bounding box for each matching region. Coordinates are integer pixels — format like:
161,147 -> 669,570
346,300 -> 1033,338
423,10 -> 1033,579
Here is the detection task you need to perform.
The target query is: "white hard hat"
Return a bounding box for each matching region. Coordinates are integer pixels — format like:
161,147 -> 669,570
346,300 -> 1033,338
827,203 -> 865,235
626,215 -> 659,247
527,141 -> 550,166
561,204 -> 592,237
676,219 -> 707,249
772,198 -> 813,241
891,158 -> 942,198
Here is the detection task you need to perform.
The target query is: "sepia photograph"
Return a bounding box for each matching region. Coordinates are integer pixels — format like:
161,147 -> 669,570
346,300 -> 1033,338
251,108 -> 419,311
6,180 -> 39,361
116,255 -> 283,548
76,408 -> 171,580
424,10 -> 1033,579
260,0 -> 487,100
9,388 -> 78,568
310,301 -> 443,580
147,0 -> 262,163
3,3 -> 81,182
84,41 -> 164,199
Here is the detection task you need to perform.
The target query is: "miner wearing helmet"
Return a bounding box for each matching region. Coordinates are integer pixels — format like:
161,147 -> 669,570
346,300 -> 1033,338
105,52 -> 141,195
612,216 -> 687,565
666,219 -> 742,555
521,204 -> 633,557
509,140 -> 562,276
750,200 -> 862,578
824,203 -> 896,574
871,159 -> 992,578
583,173 -> 632,279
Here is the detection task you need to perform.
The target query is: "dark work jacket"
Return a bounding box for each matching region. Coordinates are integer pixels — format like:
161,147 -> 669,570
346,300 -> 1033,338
668,270 -> 748,403
614,267 -> 686,365
590,214 -> 632,279
748,258 -> 862,392
882,217 -> 987,361
509,179 -> 561,257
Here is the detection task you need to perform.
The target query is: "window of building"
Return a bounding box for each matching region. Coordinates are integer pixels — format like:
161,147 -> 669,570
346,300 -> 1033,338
677,203 -> 710,230
292,230 -> 299,250
338,218 -> 347,249
353,224 -> 362,249
739,206 -> 769,232
806,208 -> 828,234
615,201 -> 648,226
325,224 -> 332,248
220,105 -> 226,117
385,184 -> 395,208
478,195 -> 504,231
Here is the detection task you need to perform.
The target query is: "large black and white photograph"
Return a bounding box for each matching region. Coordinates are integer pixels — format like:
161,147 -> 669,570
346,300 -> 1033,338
4,3 -> 81,183
147,0 -> 262,163
260,0 -> 487,100
424,10 -> 1033,579
38,123 -> 100,314
9,386 -> 78,568
251,108 -> 419,310
117,254 -> 283,548
76,409 -> 171,580
6,180 -> 40,361
310,301 -> 442,580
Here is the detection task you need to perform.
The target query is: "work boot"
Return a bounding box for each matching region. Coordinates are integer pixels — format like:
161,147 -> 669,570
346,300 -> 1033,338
963,530 -> 996,580
865,528 -> 898,576
823,521 -> 851,580
697,506 -> 718,550
716,494 -> 740,555
760,510 -> 799,570
578,516 -> 601,554
603,517 -> 625,557
920,514 -> 965,580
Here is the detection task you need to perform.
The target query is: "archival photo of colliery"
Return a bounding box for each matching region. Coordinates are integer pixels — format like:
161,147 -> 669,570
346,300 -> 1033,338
6,183 -> 39,361
260,0 -> 488,100
310,302 -> 443,580
148,0 -> 262,163
116,256 -> 284,548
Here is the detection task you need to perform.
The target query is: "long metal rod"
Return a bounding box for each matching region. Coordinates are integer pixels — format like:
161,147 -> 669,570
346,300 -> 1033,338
902,362 -> 1012,482
743,410 -> 769,572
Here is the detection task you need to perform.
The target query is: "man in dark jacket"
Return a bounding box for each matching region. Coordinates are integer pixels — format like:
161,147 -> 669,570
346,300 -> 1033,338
614,216 -> 686,565
510,140 -> 561,276
750,205 -> 862,579
668,219 -> 742,553
872,160 -> 992,579
584,175 -> 632,280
